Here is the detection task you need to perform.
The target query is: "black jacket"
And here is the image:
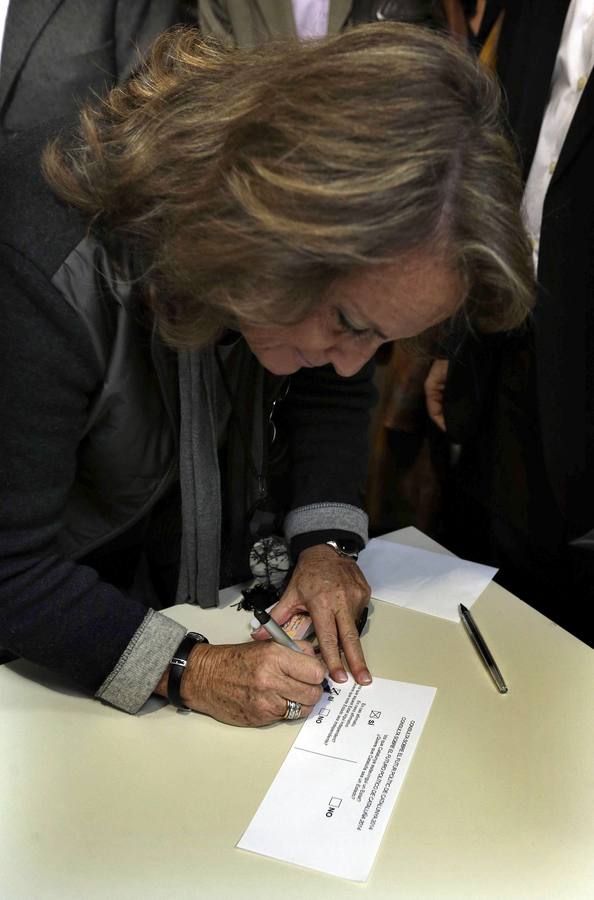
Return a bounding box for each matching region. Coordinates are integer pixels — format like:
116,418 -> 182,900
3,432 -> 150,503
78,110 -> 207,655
0,0 -> 188,138
496,0 -> 594,535
444,0 -> 594,643
449,0 -> 594,536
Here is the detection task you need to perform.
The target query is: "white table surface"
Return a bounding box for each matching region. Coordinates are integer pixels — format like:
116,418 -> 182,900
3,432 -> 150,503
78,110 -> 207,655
1,528 -> 593,899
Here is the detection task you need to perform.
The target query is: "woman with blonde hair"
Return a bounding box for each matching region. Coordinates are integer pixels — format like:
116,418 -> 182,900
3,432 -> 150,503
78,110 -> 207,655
0,23 -> 532,723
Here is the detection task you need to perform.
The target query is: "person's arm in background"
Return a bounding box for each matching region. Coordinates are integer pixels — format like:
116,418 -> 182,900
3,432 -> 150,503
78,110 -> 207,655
468,0 -> 486,35
424,359 -> 449,431
442,0 -> 472,38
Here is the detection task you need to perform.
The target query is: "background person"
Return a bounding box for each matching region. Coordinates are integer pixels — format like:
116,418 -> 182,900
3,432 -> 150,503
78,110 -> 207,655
0,0 -> 191,139
197,0 -> 476,46
426,0 -> 594,646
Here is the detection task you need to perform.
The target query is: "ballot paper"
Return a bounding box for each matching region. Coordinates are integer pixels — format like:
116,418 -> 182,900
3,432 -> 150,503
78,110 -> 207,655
237,677 -> 435,881
357,536 -> 497,621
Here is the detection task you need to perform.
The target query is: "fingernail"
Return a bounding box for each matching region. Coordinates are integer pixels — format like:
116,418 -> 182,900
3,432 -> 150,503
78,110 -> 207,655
360,670 -> 372,685
335,669 -> 348,683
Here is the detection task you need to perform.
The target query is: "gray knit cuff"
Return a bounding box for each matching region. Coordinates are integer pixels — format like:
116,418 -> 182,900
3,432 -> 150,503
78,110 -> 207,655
284,502 -> 368,545
95,610 -> 186,714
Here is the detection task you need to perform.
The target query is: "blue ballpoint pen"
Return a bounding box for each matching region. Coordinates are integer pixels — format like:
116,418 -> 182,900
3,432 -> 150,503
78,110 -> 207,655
253,607 -> 331,693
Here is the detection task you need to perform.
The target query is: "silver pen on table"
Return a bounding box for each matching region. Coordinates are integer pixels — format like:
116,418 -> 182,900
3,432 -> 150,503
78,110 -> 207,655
253,608 -> 331,693
458,603 -> 508,694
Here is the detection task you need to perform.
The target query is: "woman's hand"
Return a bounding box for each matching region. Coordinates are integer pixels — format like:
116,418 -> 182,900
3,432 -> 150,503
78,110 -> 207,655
176,639 -> 326,726
424,359 -> 449,431
252,544 -> 372,686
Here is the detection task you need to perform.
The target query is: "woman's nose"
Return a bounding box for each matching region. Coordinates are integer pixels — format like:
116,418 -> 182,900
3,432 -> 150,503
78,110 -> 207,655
326,344 -> 373,377
294,316 -> 374,375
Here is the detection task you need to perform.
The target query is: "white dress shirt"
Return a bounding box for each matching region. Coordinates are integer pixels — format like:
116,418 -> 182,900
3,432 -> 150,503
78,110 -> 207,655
291,0 -> 330,39
0,0 -> 10,68
523,0 -> 594,269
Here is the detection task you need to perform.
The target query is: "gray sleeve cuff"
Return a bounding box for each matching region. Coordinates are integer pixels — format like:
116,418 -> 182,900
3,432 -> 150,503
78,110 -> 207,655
95,610 -> 186,714
284,502 -> 368,545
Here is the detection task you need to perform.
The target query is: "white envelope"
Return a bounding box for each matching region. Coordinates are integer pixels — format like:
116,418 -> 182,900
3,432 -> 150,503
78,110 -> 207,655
358,536 -> 497,621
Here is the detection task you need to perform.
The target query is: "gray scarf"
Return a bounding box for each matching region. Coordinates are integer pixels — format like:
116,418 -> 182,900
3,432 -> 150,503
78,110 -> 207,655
176,347 -> 222,607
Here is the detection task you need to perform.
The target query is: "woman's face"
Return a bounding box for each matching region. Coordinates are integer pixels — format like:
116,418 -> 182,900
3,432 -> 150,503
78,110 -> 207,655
241,249 -> 465,377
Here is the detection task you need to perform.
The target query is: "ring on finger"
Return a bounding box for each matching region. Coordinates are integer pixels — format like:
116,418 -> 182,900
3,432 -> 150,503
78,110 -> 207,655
283,699 -> 302,720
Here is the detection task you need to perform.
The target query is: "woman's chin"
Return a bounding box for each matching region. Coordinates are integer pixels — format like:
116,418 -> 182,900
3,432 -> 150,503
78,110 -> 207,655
254,351 -> 303,375
263,360 -> 302,375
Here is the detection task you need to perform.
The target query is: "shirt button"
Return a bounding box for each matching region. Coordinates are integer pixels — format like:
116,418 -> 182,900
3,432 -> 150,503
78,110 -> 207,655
577,75 -> 587,91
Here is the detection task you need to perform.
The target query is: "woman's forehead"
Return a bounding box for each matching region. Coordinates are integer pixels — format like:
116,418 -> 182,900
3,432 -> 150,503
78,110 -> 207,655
329,250 -> 465,340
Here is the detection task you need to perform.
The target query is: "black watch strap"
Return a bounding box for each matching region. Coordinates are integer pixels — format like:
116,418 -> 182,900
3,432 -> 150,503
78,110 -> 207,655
167,631 -> 209,710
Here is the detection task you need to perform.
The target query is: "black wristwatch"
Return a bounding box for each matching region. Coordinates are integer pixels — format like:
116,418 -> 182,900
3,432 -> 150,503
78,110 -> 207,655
167,631 -> 209,710
324,539 -> 360,562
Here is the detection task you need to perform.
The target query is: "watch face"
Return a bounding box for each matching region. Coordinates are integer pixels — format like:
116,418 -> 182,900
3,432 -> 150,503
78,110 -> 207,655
339,543 -> 360,555
327,540 -> 360,559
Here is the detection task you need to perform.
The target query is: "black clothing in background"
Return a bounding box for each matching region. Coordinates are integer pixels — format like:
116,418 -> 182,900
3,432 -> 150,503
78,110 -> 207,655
443,0 -> 594,647
0,0 -> 190,138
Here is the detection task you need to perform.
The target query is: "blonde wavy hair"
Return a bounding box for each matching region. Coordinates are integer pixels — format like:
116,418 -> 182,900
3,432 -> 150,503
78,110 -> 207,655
43,23 -> 533,349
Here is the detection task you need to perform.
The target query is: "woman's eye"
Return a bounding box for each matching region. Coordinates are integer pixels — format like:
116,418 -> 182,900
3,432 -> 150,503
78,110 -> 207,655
336,309 -> 371,340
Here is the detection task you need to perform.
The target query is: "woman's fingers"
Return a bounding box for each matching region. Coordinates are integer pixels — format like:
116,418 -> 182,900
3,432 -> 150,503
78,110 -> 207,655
310,603 -> 370,685
335,605 -> 371,684
250,545 -> 373,685
260,545 -> 372,684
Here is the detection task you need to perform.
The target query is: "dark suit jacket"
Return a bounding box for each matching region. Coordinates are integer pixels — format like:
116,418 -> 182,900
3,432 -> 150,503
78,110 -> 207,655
497,1 -> 594,545
0,0 -> 188,136
443,0 -> 594,643
449,0 -> 594,538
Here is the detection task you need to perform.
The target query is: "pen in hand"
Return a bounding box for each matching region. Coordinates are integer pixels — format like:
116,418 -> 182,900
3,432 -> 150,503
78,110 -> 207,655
253,608 -> 331,693
459,603 -> 508,694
